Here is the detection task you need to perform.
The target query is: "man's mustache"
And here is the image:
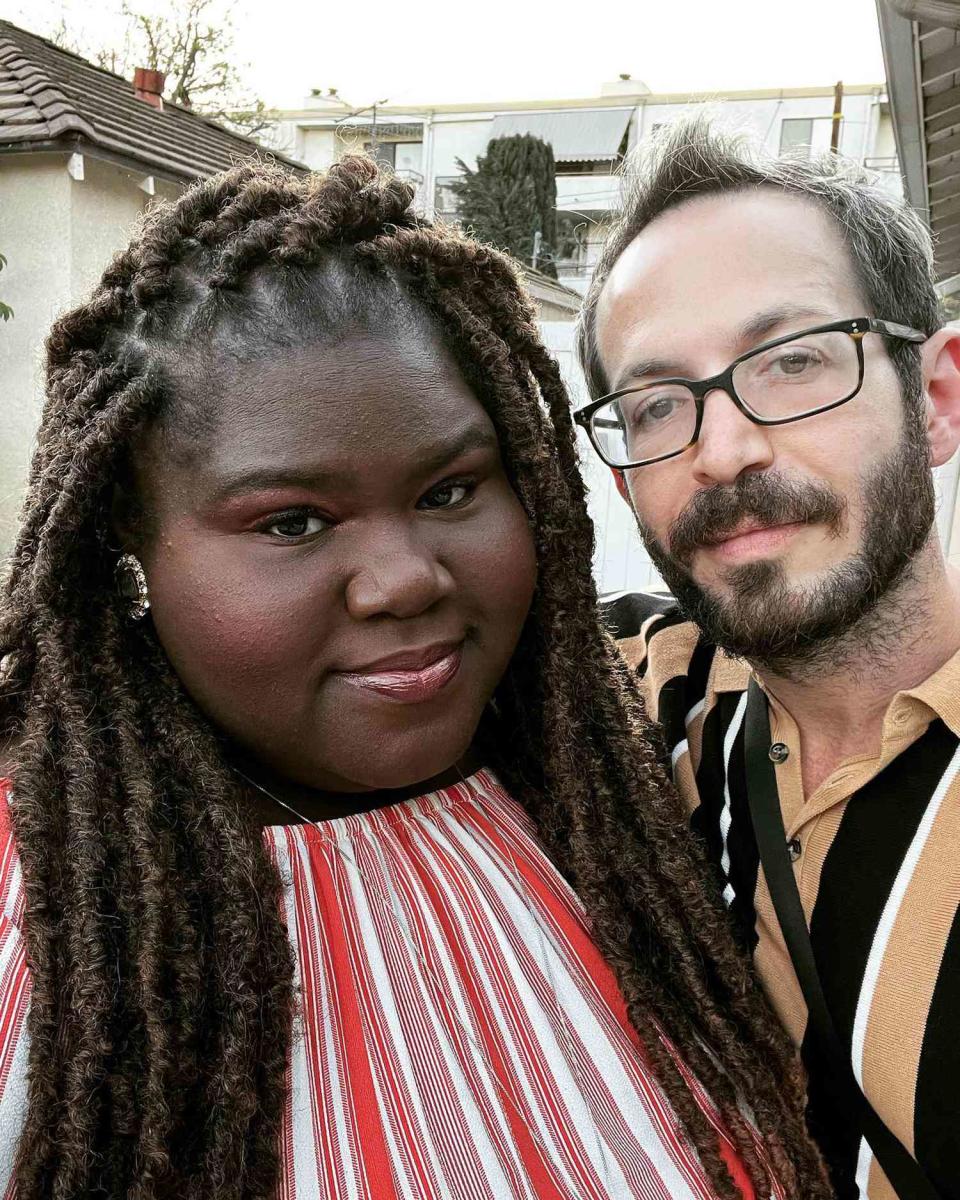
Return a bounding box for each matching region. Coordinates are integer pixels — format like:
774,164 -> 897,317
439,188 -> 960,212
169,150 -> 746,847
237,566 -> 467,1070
667,472 -> 846,564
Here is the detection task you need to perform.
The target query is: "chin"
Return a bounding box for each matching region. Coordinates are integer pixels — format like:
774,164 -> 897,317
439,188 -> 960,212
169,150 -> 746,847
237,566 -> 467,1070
348,728 -> 476,794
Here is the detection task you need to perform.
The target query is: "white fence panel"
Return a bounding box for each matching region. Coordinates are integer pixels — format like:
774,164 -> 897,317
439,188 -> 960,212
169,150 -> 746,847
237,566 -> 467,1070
538,321 -> 664,597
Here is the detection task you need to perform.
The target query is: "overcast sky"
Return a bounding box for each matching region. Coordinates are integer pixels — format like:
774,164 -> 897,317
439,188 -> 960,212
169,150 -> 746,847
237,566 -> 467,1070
2,0 -> 888,111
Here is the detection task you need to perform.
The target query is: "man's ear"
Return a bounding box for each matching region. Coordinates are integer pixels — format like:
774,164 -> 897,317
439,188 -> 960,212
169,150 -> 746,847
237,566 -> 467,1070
921,325 -> 960,468
611,467 -> 633,507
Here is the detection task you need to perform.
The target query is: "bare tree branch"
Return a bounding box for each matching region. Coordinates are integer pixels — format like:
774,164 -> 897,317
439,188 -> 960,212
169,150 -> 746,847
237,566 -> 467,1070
43,0 -> 279,142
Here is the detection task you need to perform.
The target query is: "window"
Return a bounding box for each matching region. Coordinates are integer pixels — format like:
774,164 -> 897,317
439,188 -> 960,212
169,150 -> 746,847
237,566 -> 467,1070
779,118 -> 815,156
553,212 -> 590,277
555,159 -> 616,176
434,176 -> 461,223
393,142 -> 423,175
361,141 -> 423,174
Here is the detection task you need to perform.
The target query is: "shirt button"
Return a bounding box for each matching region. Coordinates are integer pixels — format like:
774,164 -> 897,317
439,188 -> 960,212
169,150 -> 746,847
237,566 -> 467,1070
787,838 -> 802,862
768,742 -> 790,764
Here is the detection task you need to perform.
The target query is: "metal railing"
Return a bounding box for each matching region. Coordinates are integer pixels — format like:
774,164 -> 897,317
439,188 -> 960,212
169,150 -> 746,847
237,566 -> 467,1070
863,155 -> 900,172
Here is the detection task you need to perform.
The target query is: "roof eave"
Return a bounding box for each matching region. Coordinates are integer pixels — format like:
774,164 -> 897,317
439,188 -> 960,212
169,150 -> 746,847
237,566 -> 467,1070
0,134 -> 196,186
876,0 -> 929,216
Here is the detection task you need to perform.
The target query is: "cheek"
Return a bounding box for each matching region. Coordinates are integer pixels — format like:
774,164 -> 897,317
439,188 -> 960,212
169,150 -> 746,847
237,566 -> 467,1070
461,487 -> 537,630
143,534 -> 338,715
625,463 -> 690,541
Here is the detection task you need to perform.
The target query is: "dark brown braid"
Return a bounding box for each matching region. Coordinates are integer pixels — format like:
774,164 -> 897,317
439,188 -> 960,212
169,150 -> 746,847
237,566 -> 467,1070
1,156 -> 830,1199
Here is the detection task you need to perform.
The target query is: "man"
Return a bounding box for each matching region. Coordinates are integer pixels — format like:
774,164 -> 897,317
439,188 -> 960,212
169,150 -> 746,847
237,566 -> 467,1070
575,117 -> 960,1200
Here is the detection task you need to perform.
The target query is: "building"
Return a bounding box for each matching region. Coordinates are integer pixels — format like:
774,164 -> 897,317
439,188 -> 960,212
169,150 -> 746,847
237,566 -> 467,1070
277,81 -> 902,593
0,20 -> 305,557
277,81 -> 899,296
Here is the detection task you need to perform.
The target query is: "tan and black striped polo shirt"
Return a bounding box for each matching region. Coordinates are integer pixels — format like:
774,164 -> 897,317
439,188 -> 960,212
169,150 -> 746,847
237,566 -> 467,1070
605,591 -> 960,1200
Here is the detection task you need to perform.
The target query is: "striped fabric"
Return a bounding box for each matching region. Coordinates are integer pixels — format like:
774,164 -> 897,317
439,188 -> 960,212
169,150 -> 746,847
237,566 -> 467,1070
605,591 -> 960,1200
0,773 -> 757,1200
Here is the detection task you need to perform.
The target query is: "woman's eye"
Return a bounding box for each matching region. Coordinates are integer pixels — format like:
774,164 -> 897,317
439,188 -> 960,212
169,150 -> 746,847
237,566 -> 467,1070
419,481 -> 473,510
263,512 -> 328,539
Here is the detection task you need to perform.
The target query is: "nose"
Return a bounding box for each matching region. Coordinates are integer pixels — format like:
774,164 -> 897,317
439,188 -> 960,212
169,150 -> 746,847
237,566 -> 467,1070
345,523 -> 455,620
690,386 -> 775,487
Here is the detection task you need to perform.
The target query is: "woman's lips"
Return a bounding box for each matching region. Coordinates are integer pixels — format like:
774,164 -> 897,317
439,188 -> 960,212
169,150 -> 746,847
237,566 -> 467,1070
336,644 -> 464,703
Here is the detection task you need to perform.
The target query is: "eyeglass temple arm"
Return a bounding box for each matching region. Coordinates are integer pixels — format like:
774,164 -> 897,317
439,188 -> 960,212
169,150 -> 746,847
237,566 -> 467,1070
867,318 -> 927,343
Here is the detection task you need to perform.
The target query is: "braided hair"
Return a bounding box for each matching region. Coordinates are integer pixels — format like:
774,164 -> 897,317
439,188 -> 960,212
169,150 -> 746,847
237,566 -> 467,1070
0,156 -> 829,1199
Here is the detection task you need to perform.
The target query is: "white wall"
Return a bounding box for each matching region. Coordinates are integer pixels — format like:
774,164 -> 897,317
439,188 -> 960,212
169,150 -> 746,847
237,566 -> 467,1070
0,154 -> 179,556
539,320 -> 664,596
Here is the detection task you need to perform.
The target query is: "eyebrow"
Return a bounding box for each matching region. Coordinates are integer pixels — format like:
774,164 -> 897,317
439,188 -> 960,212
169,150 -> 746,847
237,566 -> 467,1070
612,303 -> 839,391
209,422 -> 500,503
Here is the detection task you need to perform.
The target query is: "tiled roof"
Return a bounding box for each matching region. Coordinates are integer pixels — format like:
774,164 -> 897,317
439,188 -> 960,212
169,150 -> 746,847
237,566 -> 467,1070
0,19 -> 305,180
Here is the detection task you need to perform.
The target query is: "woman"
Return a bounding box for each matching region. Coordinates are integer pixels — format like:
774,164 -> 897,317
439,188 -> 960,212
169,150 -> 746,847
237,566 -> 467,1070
0,157 -> 828,1200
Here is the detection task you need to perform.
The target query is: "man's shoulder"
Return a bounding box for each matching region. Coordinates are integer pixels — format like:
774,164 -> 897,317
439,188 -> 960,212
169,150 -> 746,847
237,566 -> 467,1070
600,590 -> 679,640
601,590 -> 703,678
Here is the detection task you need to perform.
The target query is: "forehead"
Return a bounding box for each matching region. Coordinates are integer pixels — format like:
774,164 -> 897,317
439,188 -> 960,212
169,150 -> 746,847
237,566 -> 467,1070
142,328 -> 492,489
595,189 -> 866,384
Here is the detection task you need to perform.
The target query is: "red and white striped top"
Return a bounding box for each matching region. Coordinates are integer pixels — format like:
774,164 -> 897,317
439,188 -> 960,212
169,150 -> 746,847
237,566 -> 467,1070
0,772 -> 761,1199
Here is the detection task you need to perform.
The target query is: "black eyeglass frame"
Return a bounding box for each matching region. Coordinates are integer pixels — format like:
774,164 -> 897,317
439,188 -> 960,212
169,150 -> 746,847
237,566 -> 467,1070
573,317 -> 927,470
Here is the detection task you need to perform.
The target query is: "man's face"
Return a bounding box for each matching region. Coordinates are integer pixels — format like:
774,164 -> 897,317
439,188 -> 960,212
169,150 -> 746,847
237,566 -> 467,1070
594,189 -> 935,670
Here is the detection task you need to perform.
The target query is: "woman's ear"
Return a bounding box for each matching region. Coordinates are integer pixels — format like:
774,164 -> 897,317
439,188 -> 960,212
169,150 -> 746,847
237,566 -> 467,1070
109,482 -> 140,554
921,325 -> 960,468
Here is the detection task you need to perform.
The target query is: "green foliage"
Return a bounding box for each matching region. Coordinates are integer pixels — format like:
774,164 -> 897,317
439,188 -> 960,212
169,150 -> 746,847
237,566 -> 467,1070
0,253 -> 12,322
451,134 -> 559,277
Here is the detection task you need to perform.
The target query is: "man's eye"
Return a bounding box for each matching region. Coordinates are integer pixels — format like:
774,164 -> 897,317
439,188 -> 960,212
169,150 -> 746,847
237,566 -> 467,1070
770,350 -> 821,376
419,481 -> 473,510
640,395 -> 680,422
625,389 -> 688,428
263,512 -> 328,539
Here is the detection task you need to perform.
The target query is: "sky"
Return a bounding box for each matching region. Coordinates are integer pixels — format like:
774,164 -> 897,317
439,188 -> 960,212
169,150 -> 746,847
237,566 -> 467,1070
1,0 -> 888,111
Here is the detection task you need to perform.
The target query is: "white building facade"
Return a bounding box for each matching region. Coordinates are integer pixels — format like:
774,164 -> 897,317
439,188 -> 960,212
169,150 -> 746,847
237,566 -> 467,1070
275,83 -> 937,596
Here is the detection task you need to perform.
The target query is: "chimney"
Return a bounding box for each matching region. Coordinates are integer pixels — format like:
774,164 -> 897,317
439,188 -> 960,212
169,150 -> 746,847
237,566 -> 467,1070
600,76 -> 651,97
133,68 -> 165,110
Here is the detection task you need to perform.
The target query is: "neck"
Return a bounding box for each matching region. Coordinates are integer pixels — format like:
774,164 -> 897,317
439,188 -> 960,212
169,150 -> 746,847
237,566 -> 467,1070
232,747 -> 485,827
754,545 -> 960,791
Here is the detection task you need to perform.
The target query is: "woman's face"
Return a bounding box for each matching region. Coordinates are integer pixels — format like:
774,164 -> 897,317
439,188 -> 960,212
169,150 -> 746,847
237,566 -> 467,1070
128,329 -> 537,794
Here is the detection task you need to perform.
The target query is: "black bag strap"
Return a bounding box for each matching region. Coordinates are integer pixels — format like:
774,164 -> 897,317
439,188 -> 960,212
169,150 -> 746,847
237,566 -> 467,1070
743,679 -> 941,1200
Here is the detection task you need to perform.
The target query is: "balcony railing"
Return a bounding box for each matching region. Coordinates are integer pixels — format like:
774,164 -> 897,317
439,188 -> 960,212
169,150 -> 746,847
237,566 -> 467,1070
555,261 -> 593,280
394,167 -> 425,206
863,155 -> 900,173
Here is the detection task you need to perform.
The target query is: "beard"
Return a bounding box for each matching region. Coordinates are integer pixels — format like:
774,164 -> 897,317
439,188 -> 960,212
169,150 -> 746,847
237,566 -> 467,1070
634,411 -> 936,677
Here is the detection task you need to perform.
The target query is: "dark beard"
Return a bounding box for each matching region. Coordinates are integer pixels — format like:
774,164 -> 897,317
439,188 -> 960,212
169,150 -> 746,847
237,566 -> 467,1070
635,415 -> 936,677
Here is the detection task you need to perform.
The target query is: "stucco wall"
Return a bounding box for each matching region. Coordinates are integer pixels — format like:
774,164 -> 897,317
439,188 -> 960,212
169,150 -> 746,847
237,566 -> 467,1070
0,152 -> 180,557
298,127 -> 338,171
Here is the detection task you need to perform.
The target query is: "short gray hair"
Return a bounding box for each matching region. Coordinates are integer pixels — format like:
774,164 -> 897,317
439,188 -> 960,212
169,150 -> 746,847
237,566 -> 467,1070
577,114 -> 941,403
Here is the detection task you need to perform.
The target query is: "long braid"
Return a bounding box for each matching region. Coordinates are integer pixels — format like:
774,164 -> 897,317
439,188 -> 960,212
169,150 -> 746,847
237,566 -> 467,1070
1,156 -> 828,1198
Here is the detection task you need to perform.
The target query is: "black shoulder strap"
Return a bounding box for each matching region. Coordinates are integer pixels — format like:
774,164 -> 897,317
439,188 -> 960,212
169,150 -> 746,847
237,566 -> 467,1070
743,679 -> 941,1200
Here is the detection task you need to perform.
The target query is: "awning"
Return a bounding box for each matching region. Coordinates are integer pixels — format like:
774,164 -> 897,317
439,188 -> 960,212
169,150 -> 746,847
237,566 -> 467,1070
489,108 -> 632,162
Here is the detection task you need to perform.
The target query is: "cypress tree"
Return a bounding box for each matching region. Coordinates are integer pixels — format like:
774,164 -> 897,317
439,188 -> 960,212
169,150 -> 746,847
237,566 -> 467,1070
450,134 -> 558,277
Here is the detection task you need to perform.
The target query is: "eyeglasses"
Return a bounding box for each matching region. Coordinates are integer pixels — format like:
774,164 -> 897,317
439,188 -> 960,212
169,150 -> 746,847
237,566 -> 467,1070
573,317 -> 926,470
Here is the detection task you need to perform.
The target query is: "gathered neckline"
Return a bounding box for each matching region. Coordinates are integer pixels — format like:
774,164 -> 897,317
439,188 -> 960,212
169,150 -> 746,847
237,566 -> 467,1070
261,768 -> 499,846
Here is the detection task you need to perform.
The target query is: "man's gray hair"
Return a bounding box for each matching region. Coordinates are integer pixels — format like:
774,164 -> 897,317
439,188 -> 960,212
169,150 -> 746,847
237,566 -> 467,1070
577,115 -> 942,403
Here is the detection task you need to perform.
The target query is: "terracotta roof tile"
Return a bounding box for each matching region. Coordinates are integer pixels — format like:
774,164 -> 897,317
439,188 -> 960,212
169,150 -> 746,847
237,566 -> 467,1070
0,19 -> 305,179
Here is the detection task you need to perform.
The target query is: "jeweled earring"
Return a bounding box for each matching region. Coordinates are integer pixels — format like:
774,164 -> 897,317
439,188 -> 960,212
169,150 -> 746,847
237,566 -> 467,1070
115,553 -> 150,620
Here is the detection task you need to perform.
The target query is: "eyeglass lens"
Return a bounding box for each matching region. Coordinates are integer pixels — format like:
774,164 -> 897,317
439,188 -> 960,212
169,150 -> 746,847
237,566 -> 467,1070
590,329 -> 860,467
